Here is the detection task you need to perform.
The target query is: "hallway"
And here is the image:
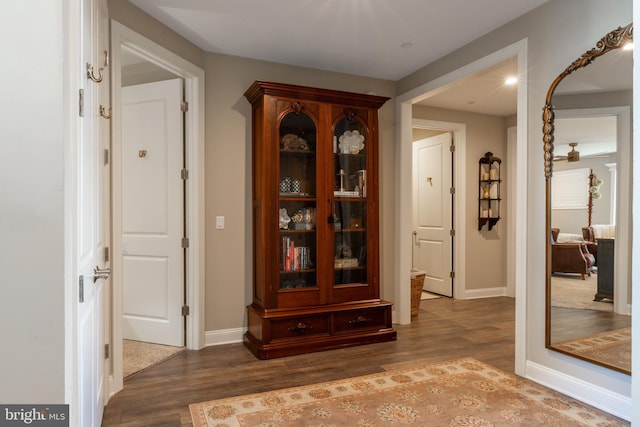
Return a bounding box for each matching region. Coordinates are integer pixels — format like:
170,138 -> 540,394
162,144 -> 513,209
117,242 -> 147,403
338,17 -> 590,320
103,296 -> 515,426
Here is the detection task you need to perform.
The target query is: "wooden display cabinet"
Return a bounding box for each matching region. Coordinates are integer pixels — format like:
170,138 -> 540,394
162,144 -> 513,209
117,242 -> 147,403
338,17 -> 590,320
244,81 -> 396,359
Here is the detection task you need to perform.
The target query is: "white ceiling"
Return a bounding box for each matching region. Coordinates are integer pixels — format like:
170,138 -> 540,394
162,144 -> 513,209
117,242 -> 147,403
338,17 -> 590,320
554,116 -> 617,158
125,0 -> 627,121
415,56 -> 518,116
129,0 -> 548,82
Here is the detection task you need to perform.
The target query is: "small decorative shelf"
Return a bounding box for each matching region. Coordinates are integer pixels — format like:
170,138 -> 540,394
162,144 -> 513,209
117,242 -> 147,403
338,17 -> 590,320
478,152 -> 502,230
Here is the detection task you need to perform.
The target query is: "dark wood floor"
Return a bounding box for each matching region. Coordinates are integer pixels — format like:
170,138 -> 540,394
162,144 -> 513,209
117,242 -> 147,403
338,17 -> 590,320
550,306 -> 632,343
102,296 -> 515,426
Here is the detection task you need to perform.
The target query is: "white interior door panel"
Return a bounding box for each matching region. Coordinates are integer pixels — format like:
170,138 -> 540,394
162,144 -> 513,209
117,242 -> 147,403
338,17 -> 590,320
412,132 -> 453,296
121,78 -> 184,347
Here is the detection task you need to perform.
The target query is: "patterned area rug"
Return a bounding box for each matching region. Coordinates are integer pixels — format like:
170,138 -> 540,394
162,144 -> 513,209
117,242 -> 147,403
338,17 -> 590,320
553,328 -> 631,373
190,358 -> 628,426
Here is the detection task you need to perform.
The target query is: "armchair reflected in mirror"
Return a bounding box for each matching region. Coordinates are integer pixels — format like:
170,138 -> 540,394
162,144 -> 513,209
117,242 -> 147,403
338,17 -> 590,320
543,23 -> 632,375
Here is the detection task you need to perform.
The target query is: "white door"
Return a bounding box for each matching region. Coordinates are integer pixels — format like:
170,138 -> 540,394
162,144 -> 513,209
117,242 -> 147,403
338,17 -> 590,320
77,0 -> 109,425
75,0 -> 110,427
412,133 -> 453,297
121,78 -> 184,347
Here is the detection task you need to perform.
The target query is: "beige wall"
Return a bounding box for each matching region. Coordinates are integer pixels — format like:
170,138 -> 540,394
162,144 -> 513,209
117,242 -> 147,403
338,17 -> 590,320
108,1 -> 397,333
412,128 -> 445,140
203,52 -> 396,330
121,62 -> 178,86
413,106 -> 508,291
108,0 -> 205,69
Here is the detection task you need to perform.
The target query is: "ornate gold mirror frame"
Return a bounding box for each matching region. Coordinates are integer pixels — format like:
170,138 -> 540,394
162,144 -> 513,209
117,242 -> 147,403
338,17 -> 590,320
543,23 -> 633,374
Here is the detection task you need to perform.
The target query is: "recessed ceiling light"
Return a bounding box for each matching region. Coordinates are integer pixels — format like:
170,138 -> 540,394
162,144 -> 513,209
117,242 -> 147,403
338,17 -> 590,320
400,42 -> 414,49
505,76 -> 518,85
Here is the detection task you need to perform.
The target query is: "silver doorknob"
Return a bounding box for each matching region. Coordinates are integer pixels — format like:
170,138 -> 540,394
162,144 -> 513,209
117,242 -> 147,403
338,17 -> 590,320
93,265 -> 111,283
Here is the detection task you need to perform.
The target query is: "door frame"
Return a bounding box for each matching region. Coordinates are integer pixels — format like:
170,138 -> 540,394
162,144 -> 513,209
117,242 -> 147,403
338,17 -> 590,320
411,122 -> 465,299
109,20 -> 205,397
395,38 -> 528,376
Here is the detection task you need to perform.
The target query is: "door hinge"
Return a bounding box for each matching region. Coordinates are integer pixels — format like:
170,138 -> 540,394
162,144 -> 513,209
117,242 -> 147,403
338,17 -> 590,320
181,101 -> 189,112
450,187 -> 455,194
79,275 -> 84,303
450,271 -> 455,278
449,144 -> 455,152
79,89 -> 84,117
104,343 -> 109,359
450,229 -> 455,237
182,305 -> 190,316
104,247 -> 110,263
181,168 -> 189,180
182,237 -> 189,248
104,149 -> 109,165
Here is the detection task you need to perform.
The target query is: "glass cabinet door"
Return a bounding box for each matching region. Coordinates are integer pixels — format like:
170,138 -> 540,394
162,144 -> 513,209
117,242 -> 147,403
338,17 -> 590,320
332,116 -> 368,286
278,111 -> 317,290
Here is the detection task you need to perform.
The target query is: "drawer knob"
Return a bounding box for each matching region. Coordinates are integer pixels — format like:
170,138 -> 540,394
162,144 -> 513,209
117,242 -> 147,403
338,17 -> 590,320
348,316 -> 372,325
288,321 -> 312,334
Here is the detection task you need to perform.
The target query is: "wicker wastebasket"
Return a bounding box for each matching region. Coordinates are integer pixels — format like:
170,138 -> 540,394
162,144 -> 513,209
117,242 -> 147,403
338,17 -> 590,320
410,269 -> 426,316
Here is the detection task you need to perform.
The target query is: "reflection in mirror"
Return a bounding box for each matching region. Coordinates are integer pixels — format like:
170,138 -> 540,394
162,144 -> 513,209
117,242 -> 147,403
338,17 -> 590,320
543,24 -> 632,375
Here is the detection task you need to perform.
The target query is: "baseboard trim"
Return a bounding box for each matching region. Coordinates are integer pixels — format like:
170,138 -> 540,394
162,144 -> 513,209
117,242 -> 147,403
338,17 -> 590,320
463,287 -> 507,299
204,327 -> 246,347
525,360 -> 631,421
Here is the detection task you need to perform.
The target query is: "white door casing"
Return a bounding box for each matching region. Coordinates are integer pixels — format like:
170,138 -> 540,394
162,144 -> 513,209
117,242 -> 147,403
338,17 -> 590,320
412,133 -> 453,297
397,41 -> 527,374
76,0 -> 109,425
121,79 -> 184,347
109,20 -> 205,398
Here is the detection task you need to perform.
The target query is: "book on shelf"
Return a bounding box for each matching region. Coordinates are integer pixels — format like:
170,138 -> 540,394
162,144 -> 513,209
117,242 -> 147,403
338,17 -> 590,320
281,236 -> 312,272
334,190 -> 360,197
356,169 -> 366,198
334,258 -> 359,269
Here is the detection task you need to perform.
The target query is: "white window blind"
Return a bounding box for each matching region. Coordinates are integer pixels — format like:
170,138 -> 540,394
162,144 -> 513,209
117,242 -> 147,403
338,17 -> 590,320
551,168 -> 589,210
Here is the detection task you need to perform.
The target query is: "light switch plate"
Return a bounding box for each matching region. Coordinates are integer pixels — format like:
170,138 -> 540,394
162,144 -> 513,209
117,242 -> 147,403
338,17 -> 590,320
216,216 -> 225,229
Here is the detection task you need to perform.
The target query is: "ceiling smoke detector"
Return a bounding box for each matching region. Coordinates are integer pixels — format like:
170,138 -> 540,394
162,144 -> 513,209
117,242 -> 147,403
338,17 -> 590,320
567,142 -> 580,162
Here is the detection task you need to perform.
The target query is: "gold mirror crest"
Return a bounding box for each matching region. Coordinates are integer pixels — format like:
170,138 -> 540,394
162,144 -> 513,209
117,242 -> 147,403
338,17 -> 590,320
542,23 -> 632,179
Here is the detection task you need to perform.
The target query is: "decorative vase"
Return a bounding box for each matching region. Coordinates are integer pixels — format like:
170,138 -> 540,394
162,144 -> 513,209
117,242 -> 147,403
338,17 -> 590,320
291,179 -> 301,193
280,177 -> 291,193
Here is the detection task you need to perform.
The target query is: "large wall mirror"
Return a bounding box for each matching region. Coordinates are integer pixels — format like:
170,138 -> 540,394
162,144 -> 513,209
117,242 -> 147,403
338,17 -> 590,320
543,23 -> 632,374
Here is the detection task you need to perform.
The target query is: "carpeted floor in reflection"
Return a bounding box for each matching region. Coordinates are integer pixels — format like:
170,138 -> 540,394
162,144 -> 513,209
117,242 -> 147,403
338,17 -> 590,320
551,273 -> 612,312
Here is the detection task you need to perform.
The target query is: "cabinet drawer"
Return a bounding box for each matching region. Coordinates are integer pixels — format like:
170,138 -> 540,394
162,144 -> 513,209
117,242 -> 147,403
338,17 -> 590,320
271,315 -> 330,341
333,307 -> 389,334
